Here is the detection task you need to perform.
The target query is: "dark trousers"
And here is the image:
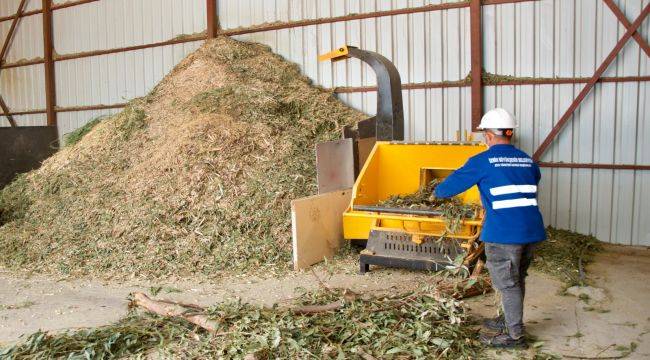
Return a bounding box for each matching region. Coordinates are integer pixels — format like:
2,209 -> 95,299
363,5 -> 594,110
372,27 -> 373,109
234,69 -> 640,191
485,242 -> 536,339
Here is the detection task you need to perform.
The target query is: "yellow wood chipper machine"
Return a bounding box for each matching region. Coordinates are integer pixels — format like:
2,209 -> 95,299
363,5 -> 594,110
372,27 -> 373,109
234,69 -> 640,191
319,46 -> 487,274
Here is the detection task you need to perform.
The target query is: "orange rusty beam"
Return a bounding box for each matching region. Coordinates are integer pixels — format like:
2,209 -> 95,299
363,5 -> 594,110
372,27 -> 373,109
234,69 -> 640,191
533,4 -> 650,161
470,0 -> 483,131
0,8 -> 39,23
56,103 -> 127,112
0,58 -> 45,69
51,0 -> 100,11
0,96 -> 17,127
221,2 -> 469,36
206,0 -> 218,38
54,34 -> 207,62
603,0 -> 650,57
42,0 -> 57,126
332,75 -> 650,93
4,74 -> 650,116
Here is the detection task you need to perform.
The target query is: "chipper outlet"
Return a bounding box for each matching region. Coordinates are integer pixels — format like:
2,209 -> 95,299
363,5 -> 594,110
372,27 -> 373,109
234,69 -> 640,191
343,141 -> 487,273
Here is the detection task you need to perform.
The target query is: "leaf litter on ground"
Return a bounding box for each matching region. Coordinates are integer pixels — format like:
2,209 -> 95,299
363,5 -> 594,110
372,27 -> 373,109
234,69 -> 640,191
533,227 -> 603,286
1,288 -> 488,360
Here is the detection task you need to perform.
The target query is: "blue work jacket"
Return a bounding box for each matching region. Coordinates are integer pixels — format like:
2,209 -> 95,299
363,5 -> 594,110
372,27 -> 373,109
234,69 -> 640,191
435,144 -> 546,244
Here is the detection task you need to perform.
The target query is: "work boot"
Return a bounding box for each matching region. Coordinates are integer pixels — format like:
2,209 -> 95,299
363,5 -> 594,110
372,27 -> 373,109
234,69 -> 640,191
482,315 -> 506,332
479,332 -> 527,349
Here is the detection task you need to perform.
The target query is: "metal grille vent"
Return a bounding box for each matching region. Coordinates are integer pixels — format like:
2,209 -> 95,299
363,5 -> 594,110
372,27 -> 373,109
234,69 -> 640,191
366,230 -> 464,263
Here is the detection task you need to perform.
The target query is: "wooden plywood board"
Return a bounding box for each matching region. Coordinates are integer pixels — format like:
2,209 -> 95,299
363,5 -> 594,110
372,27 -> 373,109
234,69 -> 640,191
291,190 -> 352,270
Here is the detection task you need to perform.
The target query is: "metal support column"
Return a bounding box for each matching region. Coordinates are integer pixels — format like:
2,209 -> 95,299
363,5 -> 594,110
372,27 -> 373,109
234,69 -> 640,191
206,0 -> 218,38
42,0 -> 57,127
469,0 -> 483,131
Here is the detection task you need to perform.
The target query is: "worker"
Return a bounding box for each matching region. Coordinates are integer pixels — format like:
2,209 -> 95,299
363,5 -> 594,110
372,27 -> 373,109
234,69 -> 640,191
434,108 -> 546,348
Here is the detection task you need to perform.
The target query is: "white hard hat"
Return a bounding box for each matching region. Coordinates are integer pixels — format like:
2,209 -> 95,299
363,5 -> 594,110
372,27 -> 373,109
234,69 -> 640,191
478,108 -> 517,130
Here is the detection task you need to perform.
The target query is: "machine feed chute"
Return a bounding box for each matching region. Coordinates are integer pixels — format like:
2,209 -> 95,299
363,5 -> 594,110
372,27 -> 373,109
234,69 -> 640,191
343,142 -> 488,274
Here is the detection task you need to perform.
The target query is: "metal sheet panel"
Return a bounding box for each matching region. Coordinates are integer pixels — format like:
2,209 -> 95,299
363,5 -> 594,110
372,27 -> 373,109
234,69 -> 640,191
0,113 -> 46,128
0,0 -> 41,17
316,139 -> 355,194
0,6 -> 44,62
0,0 -> 205,129
52,0 -> 205,109
481,0 -> 650,246
1,0 -> 205,129
0,1 -> 46,127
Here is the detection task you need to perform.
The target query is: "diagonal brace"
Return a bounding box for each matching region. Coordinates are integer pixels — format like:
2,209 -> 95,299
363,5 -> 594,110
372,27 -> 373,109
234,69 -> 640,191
603,0 -> 650,57
533,3 -> 650,161
0,96 -> 16,127
0,0 -> 29,127
0,0 -> 28,65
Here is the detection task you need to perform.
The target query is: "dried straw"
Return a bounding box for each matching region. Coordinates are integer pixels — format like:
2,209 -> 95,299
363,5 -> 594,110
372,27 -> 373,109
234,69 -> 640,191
0,37 -> 364,280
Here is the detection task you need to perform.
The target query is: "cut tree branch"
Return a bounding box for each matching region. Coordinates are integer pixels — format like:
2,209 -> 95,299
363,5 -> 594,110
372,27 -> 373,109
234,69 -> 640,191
131,292 -> 220,332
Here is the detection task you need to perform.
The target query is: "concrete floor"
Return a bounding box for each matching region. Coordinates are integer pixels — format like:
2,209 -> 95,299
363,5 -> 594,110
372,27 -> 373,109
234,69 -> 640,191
1,245 -> 649,358
469,244 -> 650,359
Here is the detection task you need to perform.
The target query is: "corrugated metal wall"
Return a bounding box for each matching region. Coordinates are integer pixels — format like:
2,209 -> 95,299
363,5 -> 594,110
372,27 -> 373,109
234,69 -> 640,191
479,0 -> 650,246
0,0 -> 648,246
0,0 -> 46,126
52,0 -> 205,134
0,0 -> 206,131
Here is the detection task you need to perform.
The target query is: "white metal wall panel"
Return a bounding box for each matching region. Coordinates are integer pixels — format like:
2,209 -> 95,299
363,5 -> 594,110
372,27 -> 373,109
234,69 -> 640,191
1,0 -> 649,245
52,0 -> 205,134
0,6 -> 43,63
0,113 -> 46,128
0,0 -> 41,17
0,64 -> 46,119
1,0 -> 205,129
481,0 -> 650,245
0,1 -> 45,127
